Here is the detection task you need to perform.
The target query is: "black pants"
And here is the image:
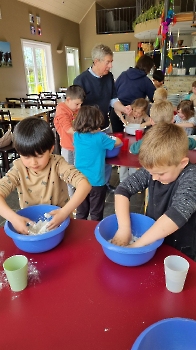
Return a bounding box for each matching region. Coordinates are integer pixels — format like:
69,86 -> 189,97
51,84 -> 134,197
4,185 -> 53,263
76,185 -> 107,221
110,108 -> 124,132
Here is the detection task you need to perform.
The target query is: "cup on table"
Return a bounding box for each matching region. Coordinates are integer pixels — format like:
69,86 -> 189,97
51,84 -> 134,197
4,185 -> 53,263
164,255 -> 189,293
121,138 -> 129,151
135,129 -> 143,141
114,133 -> 123,141
21,102 -> 25,111
3,255 -> 28,292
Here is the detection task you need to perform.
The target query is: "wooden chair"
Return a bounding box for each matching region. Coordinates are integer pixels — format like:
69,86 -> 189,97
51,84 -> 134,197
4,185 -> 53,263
22,98 -> 40,108
47,109 -> 61,155
0,118 -> 19,176
6,98 -> 22,108
26,93 -> 40,99
40,98 -> 57,109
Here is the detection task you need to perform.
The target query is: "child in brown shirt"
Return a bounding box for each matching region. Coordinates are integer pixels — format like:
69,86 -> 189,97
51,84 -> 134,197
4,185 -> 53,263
0,117 -> 91,235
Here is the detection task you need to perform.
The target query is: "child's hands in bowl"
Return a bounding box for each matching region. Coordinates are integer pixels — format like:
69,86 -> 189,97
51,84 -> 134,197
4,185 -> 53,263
111,227 -> 132,247
12,214 -> 34,235
47,208 -> 67,230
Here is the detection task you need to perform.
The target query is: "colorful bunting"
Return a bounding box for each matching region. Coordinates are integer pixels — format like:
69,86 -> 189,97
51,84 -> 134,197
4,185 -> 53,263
167,63 -> 173,74
168,48 -> 173,60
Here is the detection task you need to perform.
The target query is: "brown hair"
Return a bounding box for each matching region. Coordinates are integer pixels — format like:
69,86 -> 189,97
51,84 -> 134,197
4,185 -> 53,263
132,98 -> 148,113
150,100 -> 173,123
139,123 -> 188,168
177,100 -> 194,121
192,81 -> 196,88
66,85 -> 86,102
73,105 -> 105,133
135,55 -> 154,75
153,87 -> 168,102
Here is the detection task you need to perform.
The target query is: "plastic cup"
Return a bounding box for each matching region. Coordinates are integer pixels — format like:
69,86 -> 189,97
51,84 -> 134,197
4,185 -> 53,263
3,255 -> 28,292
164,255 -> 189,293
121,138 -> 129,151
135,129 -> 143,141
114,133 -> 123,140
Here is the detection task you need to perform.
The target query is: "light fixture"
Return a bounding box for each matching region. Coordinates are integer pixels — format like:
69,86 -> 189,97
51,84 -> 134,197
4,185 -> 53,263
57,49 -> 63,54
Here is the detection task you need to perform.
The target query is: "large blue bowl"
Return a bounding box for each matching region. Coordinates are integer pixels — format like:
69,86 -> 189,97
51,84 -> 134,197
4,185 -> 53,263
132,318 -> 196,350
95,213 -> 164,266
106,143 -> 122,158
4,205 -> 70,253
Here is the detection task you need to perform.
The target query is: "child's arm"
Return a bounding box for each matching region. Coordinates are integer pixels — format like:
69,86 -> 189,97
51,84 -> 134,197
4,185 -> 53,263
177,122 -> 194,128
128,214 -> 178,247
111,194 -> 132,246
114,137 -> 122,147
0,193 -> 33,235
140,120 -> 151,128
48,179 -> 91,230
115,111 -> 128,125
66,126 -> 75,135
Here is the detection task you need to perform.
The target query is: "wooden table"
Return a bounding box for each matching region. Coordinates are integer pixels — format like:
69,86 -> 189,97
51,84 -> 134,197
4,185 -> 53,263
106,133 -> 196,167
0,219 -> 196,350
3,107 -> 50,122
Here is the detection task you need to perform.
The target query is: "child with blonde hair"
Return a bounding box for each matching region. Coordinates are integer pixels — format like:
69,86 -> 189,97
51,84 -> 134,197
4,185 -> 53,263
153,87 -> 168,102
174,100 -> 196,135
113,123 -> 196,259
130,100 -> 196,154
117,98 -> 149,126
118,98 -> 150,182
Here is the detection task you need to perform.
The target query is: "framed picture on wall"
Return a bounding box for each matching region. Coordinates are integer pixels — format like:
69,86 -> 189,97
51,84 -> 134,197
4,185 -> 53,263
29,13 -> 34,23
36,16 -> 41,26
0,41 -> 12,67
30,25 -> 36,35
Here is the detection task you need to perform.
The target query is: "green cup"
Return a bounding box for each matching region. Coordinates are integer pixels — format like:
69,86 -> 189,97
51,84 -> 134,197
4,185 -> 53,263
3,255 -> 28,292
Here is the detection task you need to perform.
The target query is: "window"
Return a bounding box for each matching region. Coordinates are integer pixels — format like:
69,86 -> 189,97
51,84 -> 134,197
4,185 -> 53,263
21,39 -> 55,94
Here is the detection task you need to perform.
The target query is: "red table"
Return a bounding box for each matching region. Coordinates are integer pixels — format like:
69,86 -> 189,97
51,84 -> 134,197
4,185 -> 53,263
0,219 -> 196,350
106,133 -> 196,167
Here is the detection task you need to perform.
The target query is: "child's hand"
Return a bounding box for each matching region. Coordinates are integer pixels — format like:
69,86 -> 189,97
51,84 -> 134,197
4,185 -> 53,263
11,215 -> 34,235
111,227 -> 132,247
47,208 -> 68,230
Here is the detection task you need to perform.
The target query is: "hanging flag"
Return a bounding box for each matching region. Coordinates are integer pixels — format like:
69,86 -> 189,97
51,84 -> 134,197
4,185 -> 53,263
170,32 -> 173,44
167,63 -> 173,74
158,25 -> 162,36
172,13 -> 176,26
153,48 -> 156,57
168,48 -> 173,60
155,37 -> 159,48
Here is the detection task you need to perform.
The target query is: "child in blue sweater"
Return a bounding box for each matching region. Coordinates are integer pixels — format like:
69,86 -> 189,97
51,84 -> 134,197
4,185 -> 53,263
73,106 -> 121,221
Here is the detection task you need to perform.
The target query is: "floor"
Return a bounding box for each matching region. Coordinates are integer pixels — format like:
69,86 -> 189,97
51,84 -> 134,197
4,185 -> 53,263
0,166 -> 145,227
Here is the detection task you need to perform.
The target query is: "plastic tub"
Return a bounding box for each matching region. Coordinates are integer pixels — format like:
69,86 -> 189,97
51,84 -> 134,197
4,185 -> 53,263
4,205 -> 70,253
95,213 -> 164,266
131,318 -> 196,350
125,124 -> 145,136
106,143 -> 122,158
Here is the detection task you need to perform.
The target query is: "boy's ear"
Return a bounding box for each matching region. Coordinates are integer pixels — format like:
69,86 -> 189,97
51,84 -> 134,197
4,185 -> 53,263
180,157 -> 189,169
50,146 -> 54,154
150,117 -> 155,125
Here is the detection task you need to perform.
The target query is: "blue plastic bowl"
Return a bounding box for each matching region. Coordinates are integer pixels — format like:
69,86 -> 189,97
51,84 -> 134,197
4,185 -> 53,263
106,143 -> 122,158
4,205 -> 70,253
95,213 -> 164,266
132,318 -> 196,350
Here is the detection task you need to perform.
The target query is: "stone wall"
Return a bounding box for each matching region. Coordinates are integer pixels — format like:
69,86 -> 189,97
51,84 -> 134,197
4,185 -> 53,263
164,76 -> 196,95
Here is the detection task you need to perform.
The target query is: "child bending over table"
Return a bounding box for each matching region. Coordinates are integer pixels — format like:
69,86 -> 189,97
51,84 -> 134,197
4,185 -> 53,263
112,123 -> 196,260
73,105 -> 121,221
0,117 -> 91,235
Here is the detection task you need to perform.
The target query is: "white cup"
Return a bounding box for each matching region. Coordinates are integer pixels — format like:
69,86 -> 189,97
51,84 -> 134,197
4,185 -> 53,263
164,255 -> 189,293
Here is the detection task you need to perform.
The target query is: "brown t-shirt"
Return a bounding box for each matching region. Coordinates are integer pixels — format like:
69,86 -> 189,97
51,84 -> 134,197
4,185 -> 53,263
0,154 -> 86,208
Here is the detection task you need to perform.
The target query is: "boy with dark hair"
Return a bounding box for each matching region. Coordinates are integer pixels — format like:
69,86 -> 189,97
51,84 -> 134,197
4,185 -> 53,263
0,117 -> 91,235
54,84 -> 86,197
112,123 -> 196,260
